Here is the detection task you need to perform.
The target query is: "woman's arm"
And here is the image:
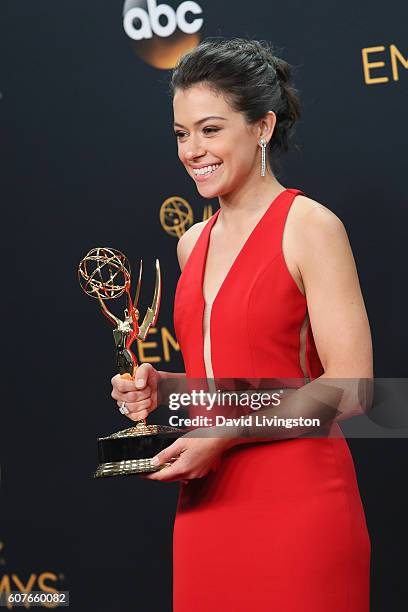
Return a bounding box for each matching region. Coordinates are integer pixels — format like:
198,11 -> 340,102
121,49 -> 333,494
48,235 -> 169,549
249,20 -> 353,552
296,204 -> 373,380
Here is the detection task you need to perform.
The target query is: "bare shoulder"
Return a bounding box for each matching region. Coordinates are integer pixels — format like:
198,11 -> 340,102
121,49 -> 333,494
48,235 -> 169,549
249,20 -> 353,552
290,194 -> 342,224
283,194 -> 350,296
287,194 -> 348,255
176,217 -> 212,271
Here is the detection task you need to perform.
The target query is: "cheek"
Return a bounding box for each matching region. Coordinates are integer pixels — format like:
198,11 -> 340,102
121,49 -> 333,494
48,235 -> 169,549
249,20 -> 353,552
234,145 -> 254,169
225,148 -> 246,169
225,135 -> 251,163
177,145 -> 185,163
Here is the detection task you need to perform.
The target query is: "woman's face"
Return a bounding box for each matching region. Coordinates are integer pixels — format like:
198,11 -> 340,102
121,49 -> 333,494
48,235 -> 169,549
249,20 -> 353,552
173,83 -> 261,199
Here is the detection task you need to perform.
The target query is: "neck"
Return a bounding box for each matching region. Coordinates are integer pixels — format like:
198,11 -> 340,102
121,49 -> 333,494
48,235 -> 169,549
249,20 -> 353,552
217,169 -> 286,228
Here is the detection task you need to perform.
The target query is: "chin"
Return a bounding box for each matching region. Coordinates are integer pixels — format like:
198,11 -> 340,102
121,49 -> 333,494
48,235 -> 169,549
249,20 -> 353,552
196,176 -> 230,198
196,184 -> 222,199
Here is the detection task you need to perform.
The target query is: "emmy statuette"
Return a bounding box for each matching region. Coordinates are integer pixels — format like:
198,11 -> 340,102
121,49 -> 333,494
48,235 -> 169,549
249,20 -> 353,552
78,247 -> 181,478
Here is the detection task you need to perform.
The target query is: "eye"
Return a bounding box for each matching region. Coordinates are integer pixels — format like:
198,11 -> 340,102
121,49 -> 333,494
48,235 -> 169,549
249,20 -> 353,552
203,127 -> 220,135
174,131 -> 187,140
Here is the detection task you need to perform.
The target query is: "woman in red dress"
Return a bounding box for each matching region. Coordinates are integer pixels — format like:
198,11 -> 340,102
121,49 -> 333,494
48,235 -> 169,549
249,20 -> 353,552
112,38 -> 372,611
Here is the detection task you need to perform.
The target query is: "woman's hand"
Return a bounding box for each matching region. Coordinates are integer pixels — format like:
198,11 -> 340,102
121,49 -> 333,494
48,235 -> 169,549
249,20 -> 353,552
141,435 -> 232,483
111,363 -> 162,421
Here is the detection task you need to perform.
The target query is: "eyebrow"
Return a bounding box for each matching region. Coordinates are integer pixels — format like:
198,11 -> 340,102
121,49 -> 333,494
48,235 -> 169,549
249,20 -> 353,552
173,116 -> 227,128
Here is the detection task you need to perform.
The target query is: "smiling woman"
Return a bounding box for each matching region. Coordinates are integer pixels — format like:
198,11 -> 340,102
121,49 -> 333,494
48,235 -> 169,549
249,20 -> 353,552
171,83 -> 279,197
111,36 -> 372,612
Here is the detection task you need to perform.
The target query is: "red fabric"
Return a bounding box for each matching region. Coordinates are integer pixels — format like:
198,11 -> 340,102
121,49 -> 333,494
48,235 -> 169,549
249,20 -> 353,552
172,188 -> 371,611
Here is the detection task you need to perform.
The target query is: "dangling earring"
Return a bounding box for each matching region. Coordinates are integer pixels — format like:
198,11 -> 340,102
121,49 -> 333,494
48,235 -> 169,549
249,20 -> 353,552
260,138 -> 267,177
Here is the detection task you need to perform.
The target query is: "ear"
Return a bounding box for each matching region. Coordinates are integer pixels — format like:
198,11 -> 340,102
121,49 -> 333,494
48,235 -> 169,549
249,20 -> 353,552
257,111 -> 277,144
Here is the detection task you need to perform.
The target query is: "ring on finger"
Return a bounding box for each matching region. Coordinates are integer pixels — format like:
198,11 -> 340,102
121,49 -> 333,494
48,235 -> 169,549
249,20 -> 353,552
119,401 -> 129,415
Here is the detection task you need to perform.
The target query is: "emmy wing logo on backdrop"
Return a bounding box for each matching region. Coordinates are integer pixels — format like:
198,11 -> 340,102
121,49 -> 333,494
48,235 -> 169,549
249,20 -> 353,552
160,195 -> 213,238
123,0 -> 204,68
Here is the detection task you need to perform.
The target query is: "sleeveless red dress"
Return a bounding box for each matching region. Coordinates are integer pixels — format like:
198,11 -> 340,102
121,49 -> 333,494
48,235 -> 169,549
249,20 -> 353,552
172,188 -> 371,611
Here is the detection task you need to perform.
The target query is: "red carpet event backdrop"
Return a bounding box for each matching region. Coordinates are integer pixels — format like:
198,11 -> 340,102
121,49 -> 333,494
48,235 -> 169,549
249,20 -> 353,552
1,1 -> 406,610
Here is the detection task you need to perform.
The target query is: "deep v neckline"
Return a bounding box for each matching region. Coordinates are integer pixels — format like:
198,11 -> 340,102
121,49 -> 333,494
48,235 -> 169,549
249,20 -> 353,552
200,188 -> 289,380
201,188 -> 289,311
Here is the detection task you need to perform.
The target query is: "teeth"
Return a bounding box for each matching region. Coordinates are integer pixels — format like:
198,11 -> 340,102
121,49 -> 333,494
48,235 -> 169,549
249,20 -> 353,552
193,164 -> 221,176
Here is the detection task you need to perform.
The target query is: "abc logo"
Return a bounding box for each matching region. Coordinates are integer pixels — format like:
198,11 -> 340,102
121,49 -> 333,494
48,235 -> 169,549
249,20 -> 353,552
123,0 -> 204,69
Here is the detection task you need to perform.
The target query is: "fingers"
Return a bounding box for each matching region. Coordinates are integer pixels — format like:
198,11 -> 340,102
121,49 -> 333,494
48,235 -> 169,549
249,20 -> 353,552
134,363 -> 155,390
117,398 -> 152,421
142,461 -> 187,482
111,374 -> 136,393
151,440 -> 185,467
141,442 -> 186,479
111,387 -> 150,404
111,364 -> 159,420
111,386 -> 152,419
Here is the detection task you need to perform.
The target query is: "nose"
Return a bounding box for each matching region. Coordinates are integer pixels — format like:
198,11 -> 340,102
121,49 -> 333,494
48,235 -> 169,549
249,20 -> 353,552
185,135 -> 206,161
